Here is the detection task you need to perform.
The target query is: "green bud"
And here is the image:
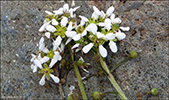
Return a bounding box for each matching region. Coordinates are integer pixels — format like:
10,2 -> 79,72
92,91 -> 102,100
130,51 -> 138,58
151,88 -> 158,95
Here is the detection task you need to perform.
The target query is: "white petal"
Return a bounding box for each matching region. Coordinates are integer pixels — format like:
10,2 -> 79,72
34,59 -> 42,69
42,47 -> 49,53
120,27 -> 130,31
53,36 -> 62,50
99,45 -> 107,58
65,31 -> 77,38
79,15 -> 88,22
82,43 -> 94,54
45,32 -> 50,38
116,31 -> 126,40
110,13 -> 115,21
109,41 -> 117,53
86,23 -> 97,34
73,34 -> 81,41
46,25 -> 56,32
31,54 -> 36,62
38,21 -> 51,32
33,65 -> 37,73
81,29 -> 87,37
39,75 -> 45,86
50,74 -> 60,83
73,6 -> 80,11
61,17 -> 68,27
106,6 -> 114,17
53,8 -> 63,15
52,19 -> 59,26
105,18 -> 111,30
91,12 -> 99,19
39,37 -> 44,48
96,32 -> 104,39
69,8 -> 74,17
63,3 -> 69,12
65,38 -> 72,45
67,22 -> 73,31
40,57 -> 49,64
49,57 -> 58,68
80,20 -> 85,26
45,10 -> 53,15
93,6 -> 101,15
98,22 -> 105,26
100,10 -> 106,18
54,51 -> 62,61
103,33 -> 116,40
72,43 -> 80,50
112,18 -> 122,23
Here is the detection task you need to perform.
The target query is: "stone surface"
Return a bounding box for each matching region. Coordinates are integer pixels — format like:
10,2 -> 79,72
1,1 -> 168,100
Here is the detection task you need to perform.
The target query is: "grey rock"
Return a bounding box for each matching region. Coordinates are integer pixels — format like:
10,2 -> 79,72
1,1 -> 168,100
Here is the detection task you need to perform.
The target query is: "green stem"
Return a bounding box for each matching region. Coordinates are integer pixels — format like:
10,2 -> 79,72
99,57 -> 127,100
68,44 -> 88,100
110,56 -> 131,72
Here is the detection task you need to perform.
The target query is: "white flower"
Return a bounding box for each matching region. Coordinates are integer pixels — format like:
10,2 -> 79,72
82,43 -> 94,54
49,51 -> 62,68
30,53 -> 49,73
110,14 -> 122,24
53,36 -> 62,51
109,41 -> 117,53
46,24 -> 56,32
39,74 -> 60,86
79,15 -> 89,26
39,37 -> 49,53
106,6 -> 115,17
120,27 -> 130,31
99,45 -> 107,58
53,3 -> 80,17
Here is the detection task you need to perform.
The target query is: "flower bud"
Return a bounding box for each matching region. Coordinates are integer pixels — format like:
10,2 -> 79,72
130,51 -> 138,58
92,91 -> 102,100
60,78 -> 66,84
137,91 -> 143,100
151,88 -> 158,95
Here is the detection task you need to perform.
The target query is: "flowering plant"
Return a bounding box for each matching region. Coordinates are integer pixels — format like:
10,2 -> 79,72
30,3 -> 137,100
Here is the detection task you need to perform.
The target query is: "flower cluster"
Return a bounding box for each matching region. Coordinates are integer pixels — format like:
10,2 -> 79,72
30,3 -> 130,86
30,3 -> 80,86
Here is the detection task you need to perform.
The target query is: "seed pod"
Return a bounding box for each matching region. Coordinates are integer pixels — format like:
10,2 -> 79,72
92,91 -> 102,100
151,88 -> 158,95
130,51 -> 138,58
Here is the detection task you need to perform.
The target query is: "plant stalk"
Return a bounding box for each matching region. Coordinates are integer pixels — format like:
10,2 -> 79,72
68,44 -> 88,100
99,57 -> 128,100
111,56 -> 131,72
